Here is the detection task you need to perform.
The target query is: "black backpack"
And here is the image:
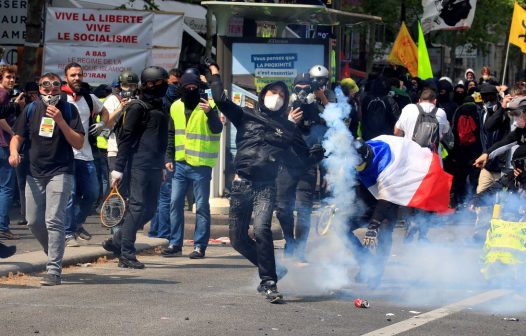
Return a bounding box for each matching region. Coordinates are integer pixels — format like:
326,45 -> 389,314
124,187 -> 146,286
412,104 -> 440,152
113,99 -> 151,142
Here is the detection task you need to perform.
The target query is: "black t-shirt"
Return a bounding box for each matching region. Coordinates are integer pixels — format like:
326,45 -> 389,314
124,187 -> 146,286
13,99 -> 84,178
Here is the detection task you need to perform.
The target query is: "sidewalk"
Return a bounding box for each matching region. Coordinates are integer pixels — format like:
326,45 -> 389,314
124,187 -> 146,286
0,208 -> 284,277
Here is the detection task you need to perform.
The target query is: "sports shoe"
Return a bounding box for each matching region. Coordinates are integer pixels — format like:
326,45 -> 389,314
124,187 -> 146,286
0,243 -> 16,258
257,281 -> 283,303
40,273 -> 61,286
0,230 -> 20,240
102,239 -> 121,256
65,235 -> 80,247
118,256 -> 145,269
76,227 -> 92,241
189,246 -> 205,259
17,219 -> 27,225
161,245 -> 182,258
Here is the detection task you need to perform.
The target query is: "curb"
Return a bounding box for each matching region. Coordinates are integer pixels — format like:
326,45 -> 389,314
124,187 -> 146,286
0,236 -> 168,278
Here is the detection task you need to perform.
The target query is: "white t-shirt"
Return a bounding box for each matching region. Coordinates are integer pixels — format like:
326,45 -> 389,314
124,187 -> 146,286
395,102 -> 450,141
102,94 -> 121,157
67,93 -> 104,161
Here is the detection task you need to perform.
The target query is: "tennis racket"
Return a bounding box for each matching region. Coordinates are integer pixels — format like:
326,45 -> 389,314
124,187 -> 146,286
316,205 -> 337,236
100,184 -> 126,228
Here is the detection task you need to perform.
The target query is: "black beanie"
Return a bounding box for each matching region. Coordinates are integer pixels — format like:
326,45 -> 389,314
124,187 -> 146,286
180,73 -> 200,88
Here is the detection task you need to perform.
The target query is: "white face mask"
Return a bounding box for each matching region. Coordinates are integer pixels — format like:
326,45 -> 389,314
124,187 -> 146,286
514,115 -> 526,128
41,94 -> 60,107
264,94 -> 284,112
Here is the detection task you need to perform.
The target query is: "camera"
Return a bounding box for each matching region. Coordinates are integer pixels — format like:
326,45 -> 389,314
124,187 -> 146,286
119,90 -> 136,100
513,159 -> 525,170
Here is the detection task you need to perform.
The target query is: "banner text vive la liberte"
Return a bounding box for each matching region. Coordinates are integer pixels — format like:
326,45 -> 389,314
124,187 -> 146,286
53,11 -> 143,44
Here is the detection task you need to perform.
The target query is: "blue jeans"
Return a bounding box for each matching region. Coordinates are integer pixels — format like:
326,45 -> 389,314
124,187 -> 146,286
0,147 -> 15,232
65,160 -> 99,236
149,170 -> 173,239
168,162 -> 212,249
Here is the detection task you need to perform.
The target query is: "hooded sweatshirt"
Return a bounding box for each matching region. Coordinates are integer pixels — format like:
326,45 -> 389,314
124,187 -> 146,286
210,74 -> 311,182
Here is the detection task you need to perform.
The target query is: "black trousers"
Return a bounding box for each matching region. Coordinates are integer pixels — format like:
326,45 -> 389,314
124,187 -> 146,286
229,179 -> 277,284
275,164 -> 317,256
112,168 -> 162,259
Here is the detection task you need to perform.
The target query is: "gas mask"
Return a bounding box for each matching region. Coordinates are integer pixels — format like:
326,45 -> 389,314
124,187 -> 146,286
41,94 -> 60,107
292,86 -> 315,105
264,94 -> 284,112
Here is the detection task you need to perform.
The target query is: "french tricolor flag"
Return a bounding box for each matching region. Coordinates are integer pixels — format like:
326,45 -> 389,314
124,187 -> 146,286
358,135 -> 452,213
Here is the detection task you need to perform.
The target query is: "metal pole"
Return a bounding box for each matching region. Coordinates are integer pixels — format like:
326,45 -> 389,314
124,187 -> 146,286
502,41 -> 511,85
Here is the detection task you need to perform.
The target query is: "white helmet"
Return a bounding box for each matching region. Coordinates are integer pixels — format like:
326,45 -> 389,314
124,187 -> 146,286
309,65 -> 329,79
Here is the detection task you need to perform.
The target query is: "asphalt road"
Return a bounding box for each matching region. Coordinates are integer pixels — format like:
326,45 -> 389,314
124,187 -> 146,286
1,237 -> 525,336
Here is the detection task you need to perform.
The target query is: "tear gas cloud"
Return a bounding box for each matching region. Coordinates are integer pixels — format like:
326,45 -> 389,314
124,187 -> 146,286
277,88 -> 526,313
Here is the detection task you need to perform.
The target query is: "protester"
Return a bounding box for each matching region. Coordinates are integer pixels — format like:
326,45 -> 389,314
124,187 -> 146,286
102,66 -> 169,269
360,75 -> 399,140
478,66 -> 499,86
0,64 -> 24,240
62,62 -> 109,247
394,88 -> 450,241
453,83 -> 467,107
437,77 -> 458,122
340,77 -> 361,138
463,68 -> 476,87
9,72 -> 84,285
276,72 -> 327,261
162,71 -> 222,259
208,61 -> 323,303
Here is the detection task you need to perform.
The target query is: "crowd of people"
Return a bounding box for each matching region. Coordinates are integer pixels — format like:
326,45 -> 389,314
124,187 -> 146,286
1,60 -> 526,302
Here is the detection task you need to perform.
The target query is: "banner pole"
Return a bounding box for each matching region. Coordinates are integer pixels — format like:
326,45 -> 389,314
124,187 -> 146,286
502,41 -> 511,85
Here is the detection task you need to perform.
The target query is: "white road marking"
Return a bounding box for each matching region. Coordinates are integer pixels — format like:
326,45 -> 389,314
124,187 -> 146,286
361,289 -> 512,336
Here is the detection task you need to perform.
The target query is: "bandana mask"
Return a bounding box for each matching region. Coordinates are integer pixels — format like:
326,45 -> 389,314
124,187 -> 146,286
41,94 -> 60,107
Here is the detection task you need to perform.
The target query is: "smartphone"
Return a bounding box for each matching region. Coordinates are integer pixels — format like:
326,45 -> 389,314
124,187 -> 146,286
200,92 -> 209,101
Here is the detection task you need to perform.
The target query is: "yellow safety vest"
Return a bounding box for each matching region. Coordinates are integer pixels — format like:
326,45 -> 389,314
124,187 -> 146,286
170,99 -> 220,167
95,113 -> 108,150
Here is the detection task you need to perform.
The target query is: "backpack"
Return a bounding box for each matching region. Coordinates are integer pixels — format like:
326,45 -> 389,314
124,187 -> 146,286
113,99 -> 151,142
412,104 -> 440,152
456,114 -> 478,146
363,96 -> 391,140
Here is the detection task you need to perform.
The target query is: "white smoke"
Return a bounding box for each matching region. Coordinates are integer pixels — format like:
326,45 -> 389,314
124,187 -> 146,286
279,86 -> 364,295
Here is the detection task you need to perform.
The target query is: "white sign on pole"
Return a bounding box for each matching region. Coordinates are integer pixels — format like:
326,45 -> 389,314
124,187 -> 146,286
43,45 -> 150,83
0,0 -> 28,44
421,0 -> 477,34
45,7 -> 154,47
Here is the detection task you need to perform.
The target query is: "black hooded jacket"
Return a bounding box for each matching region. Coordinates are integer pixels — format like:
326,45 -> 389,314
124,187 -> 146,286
210,74 -> 311,182
115,91 -> 169,172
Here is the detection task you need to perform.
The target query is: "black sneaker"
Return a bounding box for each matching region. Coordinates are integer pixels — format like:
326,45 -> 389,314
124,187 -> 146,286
76,227 -> 92,241
0,243 -> 16,258
102,239 -> 121,257
17,219 -> 27,225
40,273 -> 61,286
257,281 -> 283,303
188,247 -> 205,259
161,245 -> 182,258
118,256 -> 145,269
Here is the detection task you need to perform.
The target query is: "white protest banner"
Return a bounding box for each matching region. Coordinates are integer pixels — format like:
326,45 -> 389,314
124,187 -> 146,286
45,7 -> 153,48
151,48 -> 181,71
153,13 -> 183,48
43,45 -> 150,84
421,0 -> 477,34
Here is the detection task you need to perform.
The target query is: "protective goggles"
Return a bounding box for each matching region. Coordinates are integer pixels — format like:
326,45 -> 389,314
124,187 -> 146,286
507,109 -> 526,118
39,80 -> 61,88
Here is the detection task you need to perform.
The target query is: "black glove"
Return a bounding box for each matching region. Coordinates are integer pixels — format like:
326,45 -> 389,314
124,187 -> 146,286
201,55 -> 219,70
309,144 -> 325,162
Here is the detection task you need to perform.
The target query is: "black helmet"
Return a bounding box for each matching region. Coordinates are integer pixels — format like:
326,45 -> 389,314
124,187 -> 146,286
141,66 -> 168,83
184,67 -> 200,78
119,70 -> 139,85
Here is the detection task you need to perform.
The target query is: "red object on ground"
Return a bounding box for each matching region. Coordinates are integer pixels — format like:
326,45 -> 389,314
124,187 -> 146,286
354,298 -> 370,308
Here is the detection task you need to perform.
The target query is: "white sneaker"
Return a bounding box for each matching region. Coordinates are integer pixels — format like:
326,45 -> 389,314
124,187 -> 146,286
66,235 -> 80,247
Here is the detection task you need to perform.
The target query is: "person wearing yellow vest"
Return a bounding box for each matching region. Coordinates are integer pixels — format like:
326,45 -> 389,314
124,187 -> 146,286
162,72 -> 223,259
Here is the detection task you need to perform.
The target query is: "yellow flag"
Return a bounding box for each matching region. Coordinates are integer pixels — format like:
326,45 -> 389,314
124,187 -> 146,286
509,2 -> 526,53
388,22 -> 418,77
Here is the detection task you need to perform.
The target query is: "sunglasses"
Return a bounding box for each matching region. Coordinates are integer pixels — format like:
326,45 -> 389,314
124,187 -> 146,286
39,80 -> 61,88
